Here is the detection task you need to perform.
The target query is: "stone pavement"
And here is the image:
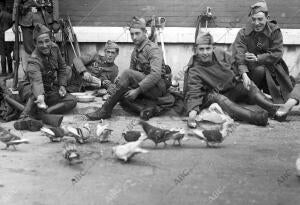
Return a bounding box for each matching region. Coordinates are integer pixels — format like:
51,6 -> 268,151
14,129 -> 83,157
0,93 -> 300,205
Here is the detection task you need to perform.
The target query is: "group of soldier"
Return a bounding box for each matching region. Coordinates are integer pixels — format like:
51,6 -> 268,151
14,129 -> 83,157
2,0 -> 300,131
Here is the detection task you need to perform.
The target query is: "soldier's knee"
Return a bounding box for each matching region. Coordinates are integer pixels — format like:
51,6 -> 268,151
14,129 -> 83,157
122,69 -> 135,78
252,66 -> 266,76
65,94 -> 77,109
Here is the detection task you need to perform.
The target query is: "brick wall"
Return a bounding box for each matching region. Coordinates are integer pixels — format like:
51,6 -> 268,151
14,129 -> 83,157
59,0 -> 300,28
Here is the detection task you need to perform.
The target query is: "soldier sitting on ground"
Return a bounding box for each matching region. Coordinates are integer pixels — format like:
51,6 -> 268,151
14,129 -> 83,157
14,23 -> 77,131
184,32 -> 284,128
86,16 -> 171,121
231,0 -> 293,105
66,40 -> 119,95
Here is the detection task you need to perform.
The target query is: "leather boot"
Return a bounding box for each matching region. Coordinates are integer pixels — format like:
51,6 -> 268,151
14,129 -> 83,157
119,98 -> 161,121
85,84 -> 128,120
39,112 -> 64,127
19,96 -> 34,118
206,92 -> 268,126
46,102 -> 66,114
119,98 -> 144,115
249,84 -> 278,116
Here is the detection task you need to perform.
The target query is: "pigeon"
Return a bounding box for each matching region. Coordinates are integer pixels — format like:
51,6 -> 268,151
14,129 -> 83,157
190,120 -> 234,147
138,120 -> 182,147
112,134 -> 148,162
122,130 -> 141,142
61,123 -> 91,144
0,126 -> 29,150
62,140 -> 82,165
168,128 -> 186,146
96,122 -> 113,143
296,155 -> 300,177
41,127 -> 65,142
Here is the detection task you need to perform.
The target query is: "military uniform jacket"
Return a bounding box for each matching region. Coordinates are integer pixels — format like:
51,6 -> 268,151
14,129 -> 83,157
183,48 -> 235,114
26,42 -> 67,97
13,0 -> 58,27
73,52 -> 119,83
129,38 -> 163,93
231,21 -> 293,103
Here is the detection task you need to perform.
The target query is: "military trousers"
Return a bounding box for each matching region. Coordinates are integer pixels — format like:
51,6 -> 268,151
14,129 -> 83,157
18,81 -> 77,114
118,69 -> 167,100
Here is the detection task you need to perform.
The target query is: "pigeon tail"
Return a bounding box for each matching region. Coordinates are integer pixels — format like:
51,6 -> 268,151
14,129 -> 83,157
134,147 -> 149,154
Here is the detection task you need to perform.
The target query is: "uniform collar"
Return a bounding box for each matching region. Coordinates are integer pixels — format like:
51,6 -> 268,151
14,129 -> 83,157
244,21 -> 273,37
136,38 -> 150,52
99,55 -> 114,66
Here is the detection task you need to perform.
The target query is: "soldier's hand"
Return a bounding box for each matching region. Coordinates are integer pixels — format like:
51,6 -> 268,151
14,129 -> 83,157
242,73 -> 251,90
188,110 -> 197,128
59,86 -> 67,97
34,95 -> 47,109
124,88 -> 141,101
245,52 -> 258,62
83,72 -> 92,81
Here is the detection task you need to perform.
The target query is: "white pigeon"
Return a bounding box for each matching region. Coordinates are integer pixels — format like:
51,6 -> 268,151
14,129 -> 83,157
96,123 -> 113,143
112,134 -> 148,162
296,155 -> 300,177
41,127 -> 65,142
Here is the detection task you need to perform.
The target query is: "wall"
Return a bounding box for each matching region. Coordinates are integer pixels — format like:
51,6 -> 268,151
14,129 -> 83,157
79,43 -> 300,78
59,0 -> 300,28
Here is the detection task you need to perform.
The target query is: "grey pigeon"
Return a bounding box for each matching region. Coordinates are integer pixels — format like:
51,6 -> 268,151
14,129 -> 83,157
0,126 -> 29,150
62,140 -> 82,165
138,120 -> 181,147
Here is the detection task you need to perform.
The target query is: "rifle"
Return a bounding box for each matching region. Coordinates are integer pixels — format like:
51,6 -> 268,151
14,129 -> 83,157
67,16 -> 81,57
58,18 -> 70,64
13,0 -> 21,90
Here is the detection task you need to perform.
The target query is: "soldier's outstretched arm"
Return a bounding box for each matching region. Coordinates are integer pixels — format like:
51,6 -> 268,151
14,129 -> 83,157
73,51 -> 98,74
27,61 -> 45,98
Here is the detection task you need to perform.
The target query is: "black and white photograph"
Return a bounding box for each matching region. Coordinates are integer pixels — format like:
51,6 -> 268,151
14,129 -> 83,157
0,0 -> 299,204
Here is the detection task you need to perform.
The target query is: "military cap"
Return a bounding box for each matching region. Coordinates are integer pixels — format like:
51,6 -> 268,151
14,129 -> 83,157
105,40 -> 119,52
195,32 -> 214,45
33,23 -> 50,40
249,0 -> 268,16
128,16 -> 146,29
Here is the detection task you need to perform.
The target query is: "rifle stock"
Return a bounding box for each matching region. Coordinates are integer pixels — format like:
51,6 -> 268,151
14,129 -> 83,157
13,0 -> 21,90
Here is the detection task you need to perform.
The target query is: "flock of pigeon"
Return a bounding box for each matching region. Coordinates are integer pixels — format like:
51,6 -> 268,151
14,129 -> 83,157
1,117 -> 300,176
0,118 -> 234,164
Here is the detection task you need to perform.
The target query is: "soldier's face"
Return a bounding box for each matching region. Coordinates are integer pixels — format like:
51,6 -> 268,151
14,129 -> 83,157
251,12 -> 268,32
130,28 -> 146,45
195,44 -> 213,62
36,33 -> 51,55
104,48 -> 118,63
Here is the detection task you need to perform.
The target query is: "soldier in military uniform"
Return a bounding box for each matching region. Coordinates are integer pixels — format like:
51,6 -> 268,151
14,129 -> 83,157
13,0 -> 59,55
0,3 -> 14,76
67,40 -> 119,93
231,1 -> 293,104
184,32 -> 283,128
86,16 -> 168,120
17,23 -> 77,119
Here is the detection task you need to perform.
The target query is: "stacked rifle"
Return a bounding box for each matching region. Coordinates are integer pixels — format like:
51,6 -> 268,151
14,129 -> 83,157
59,17 -> 81,64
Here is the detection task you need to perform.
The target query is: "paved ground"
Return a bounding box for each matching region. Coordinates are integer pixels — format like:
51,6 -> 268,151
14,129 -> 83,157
0,95 -> 300,205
